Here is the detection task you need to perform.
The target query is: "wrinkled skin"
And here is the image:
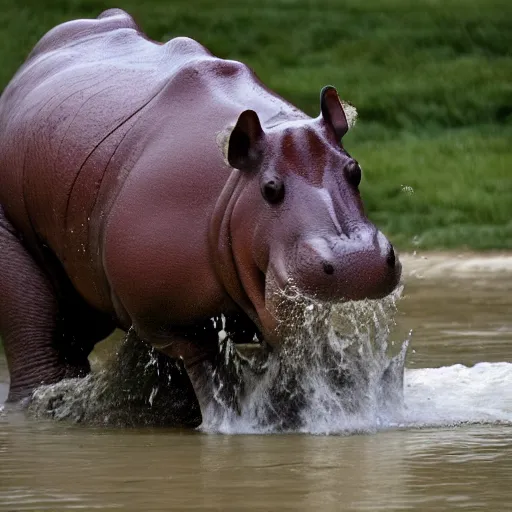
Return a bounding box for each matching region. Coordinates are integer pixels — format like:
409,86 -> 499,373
0,9 -> 400,418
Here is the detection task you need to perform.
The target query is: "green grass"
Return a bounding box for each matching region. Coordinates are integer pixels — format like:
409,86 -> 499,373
0,0 -> 511,249
350,124 -> 512,249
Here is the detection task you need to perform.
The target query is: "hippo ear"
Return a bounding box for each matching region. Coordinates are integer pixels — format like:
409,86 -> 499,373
320,86 -> 351,142
227,110 -> 263,171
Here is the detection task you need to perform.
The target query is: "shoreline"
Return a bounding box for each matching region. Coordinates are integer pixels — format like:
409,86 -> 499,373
400,251 -> 512,278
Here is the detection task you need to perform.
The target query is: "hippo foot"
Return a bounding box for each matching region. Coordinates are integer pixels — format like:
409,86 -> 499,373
182,339 -> 270,429
28,330 -> 201,427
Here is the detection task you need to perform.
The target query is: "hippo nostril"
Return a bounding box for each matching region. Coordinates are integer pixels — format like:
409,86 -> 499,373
322,261 -> 335,275
386,245 -> 396,268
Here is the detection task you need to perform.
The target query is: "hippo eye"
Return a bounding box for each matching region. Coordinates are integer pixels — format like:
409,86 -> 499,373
345,160 -> 362,187
261,177 -> 285,204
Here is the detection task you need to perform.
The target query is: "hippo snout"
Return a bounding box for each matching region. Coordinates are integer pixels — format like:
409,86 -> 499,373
291,229 -> 401,302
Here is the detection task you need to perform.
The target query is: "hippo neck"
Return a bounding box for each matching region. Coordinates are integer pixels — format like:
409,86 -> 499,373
209,169 -> 261,329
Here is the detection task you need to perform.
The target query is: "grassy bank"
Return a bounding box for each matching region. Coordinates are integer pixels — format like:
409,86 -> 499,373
353,125 -> 512,249
0,0 -> 511,249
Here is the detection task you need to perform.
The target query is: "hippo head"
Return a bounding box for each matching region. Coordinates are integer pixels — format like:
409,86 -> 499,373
216,86 -> 401,343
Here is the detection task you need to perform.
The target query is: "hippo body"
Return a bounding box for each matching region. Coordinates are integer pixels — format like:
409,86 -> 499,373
0,10 -> 400,414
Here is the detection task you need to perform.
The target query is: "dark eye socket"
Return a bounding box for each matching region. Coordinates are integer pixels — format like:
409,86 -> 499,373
261,177 -> 285,204
345,160 -> 362,187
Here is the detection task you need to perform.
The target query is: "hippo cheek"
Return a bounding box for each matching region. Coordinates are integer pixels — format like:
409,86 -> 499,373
290,231 -> 402,302
234,251 -> 290,346
260,261 -> 290,342
249,266 -> 287,345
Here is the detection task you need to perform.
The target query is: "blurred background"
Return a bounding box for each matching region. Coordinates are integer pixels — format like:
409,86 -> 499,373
1,0 -> 511,250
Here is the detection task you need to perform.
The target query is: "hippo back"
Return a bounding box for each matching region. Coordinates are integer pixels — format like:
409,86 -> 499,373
0,9 -> 308,314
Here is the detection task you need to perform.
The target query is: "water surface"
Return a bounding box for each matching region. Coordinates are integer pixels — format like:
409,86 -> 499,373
1,254 -> 511,511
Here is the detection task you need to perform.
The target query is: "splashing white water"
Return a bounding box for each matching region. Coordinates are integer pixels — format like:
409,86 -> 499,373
198,286 -> 409,434
403,363 -> 512,428
23,285 -> 512,434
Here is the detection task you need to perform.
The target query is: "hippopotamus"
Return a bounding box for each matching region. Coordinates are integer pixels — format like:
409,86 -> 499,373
0,9 -> 401,417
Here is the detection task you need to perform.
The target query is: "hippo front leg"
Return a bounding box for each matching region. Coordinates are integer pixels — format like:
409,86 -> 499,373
182,341 -> 248,426
130,322 -> 249,426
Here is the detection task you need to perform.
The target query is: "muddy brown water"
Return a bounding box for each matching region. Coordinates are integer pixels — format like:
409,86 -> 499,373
1,254 -> 511,511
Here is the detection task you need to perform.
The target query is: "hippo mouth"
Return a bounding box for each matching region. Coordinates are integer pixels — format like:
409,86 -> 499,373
232,249 -> 291,346
246,264 -> 288,345
248,240 -> 401,346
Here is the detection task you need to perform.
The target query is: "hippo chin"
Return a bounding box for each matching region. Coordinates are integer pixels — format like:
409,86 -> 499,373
0,9 -> 400,420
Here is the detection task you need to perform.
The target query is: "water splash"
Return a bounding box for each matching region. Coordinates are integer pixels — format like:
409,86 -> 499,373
198,286 -> 409,434
24,284 -> 512,434
28,286 -> 409,434
28,334 -> 201,428
404,363 -> 512,427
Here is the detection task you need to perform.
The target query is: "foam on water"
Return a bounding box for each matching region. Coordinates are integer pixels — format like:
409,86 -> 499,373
23,285 -> 512,434
403,363 -> 512,428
